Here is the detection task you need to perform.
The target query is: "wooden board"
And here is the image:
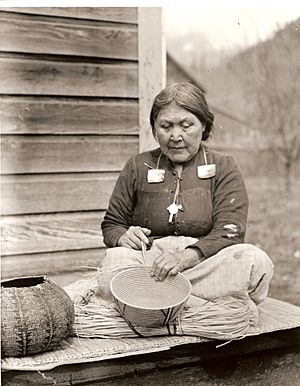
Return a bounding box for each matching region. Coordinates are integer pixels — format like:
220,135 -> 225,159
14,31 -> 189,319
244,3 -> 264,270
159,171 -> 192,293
1,135 -> 138,174
2,330 -> 300,385
0,57 -> 138,97
1,172 -> 118,215
138,8 -> 166,152
0,12 -> 137,60
1,211 -> 105,256
0,7 -> 138,24
0,96 -> 138,135
1,248 -> 105,279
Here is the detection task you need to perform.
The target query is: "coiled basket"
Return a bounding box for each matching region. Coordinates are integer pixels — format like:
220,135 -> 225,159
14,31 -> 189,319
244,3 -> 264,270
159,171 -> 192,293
1,275 -> 75,357
110,267 -> 191,328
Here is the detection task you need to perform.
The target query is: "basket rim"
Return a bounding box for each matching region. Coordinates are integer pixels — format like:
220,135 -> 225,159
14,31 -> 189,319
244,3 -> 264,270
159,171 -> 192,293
110,266 -> 192,310
1,275 -> 47,287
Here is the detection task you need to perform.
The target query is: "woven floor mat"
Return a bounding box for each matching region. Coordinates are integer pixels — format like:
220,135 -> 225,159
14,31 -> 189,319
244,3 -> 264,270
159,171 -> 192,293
2,297 -> 300,371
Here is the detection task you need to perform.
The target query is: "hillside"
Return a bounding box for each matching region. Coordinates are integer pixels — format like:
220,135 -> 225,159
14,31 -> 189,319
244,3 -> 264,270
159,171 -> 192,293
201,17 -> 300,127
200,20 -> 300,305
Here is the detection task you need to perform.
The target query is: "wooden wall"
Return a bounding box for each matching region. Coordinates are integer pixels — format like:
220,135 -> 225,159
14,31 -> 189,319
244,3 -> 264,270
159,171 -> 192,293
0,7 -> 139,281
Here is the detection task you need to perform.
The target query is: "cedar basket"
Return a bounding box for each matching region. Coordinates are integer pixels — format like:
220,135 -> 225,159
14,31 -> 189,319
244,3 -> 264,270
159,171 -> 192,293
110,266 -> 191,328
1,276 -> 75,357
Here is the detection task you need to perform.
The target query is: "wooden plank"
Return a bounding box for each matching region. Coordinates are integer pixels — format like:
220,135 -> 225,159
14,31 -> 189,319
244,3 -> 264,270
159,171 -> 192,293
0,96 -> 139,135
1,172 -> 118,215
0,12 -> 138,60
138,8 -> 166,152
0,7 -> 138,24
1,211 -> 105,256
1,135 -> 138,174
2,332 -> 300,385
1,248 -> 105,279
0,57 -> 138,97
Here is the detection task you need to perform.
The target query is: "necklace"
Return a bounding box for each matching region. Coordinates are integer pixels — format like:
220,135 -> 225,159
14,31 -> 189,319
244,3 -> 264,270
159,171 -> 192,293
167,164 -> 183,223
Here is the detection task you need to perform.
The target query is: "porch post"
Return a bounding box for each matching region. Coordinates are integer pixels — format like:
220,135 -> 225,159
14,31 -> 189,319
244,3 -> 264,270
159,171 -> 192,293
138,7 -> 166,152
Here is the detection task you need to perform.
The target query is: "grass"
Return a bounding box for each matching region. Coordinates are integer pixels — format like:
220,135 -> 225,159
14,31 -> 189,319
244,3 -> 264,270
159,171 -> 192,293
245,176 -> 300,306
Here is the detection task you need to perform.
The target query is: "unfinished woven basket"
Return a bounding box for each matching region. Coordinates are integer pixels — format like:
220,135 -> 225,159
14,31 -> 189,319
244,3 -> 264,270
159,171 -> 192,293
110,266 -> 192,328
1,276 -> 75,357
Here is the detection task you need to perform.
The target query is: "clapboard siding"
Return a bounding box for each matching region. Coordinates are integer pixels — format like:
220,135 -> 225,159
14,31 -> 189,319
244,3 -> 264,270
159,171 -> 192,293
1,135 -> 138,174
0,12 -> 137,60
0,57 -> 138,97
1,211 -> 105,256
0,7 -> 142,281
0,7 -> 138,24
1,248 -> 105,279
1,173 -> 118,215
0,96 -> 138,135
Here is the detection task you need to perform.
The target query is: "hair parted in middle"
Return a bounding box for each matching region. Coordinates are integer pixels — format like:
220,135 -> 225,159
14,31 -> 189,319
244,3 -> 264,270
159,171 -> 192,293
149,82 -> 214,141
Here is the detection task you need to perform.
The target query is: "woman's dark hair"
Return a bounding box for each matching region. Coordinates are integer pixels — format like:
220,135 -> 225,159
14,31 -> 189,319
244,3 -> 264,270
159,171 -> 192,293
150,82 -> 214,141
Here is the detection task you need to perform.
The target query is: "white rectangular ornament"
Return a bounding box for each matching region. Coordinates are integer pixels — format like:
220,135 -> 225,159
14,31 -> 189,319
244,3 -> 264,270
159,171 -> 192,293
147,169 -> 165,183
197,164 -> 216,179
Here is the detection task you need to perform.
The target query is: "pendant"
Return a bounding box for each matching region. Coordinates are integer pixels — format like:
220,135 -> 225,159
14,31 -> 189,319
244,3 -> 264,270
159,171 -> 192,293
167,203 -> 183,223
147,169 -> 165,183
197,164 -> 216,179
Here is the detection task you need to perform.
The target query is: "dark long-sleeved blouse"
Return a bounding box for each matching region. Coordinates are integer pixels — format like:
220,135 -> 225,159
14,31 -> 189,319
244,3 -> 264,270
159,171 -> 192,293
101,146 -> 249,259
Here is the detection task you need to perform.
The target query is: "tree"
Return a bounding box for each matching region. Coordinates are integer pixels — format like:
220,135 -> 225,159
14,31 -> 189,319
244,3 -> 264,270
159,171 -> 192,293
240,21 -> 300,192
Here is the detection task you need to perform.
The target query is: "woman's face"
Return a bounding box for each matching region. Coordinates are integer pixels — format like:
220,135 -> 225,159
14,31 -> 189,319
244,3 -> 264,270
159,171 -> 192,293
154,102 -> 204,164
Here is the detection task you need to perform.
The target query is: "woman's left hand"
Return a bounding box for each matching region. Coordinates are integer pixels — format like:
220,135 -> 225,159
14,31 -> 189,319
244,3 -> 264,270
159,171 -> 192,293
151,248 -> 204,281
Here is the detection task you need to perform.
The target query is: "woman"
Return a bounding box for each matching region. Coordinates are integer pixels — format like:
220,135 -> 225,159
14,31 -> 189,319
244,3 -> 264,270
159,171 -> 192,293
68,83 -> 274,341
101,83 -> 273,305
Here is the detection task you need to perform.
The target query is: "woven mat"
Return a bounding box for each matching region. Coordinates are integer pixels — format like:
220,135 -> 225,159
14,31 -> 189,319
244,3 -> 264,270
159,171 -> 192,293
2,297 -> 300,371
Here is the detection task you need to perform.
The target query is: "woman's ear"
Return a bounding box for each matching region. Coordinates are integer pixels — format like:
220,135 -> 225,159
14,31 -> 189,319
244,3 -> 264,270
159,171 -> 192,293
152,126 -> 158,141
201,124 -> 206,140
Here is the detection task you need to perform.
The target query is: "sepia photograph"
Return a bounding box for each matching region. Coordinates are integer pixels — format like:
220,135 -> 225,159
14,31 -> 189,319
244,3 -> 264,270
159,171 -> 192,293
1,0 -> 299,384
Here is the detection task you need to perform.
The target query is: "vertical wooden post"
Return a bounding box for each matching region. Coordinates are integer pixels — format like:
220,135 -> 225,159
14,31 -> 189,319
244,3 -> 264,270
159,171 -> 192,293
138,7 -> 166,153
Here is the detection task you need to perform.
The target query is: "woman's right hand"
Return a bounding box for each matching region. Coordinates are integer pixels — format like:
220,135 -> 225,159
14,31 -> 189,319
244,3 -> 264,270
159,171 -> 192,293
117,226 -> 151,250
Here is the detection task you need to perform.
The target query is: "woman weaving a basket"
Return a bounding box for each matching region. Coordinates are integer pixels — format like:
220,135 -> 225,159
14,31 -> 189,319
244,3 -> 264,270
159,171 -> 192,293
71,83 -> 274,340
